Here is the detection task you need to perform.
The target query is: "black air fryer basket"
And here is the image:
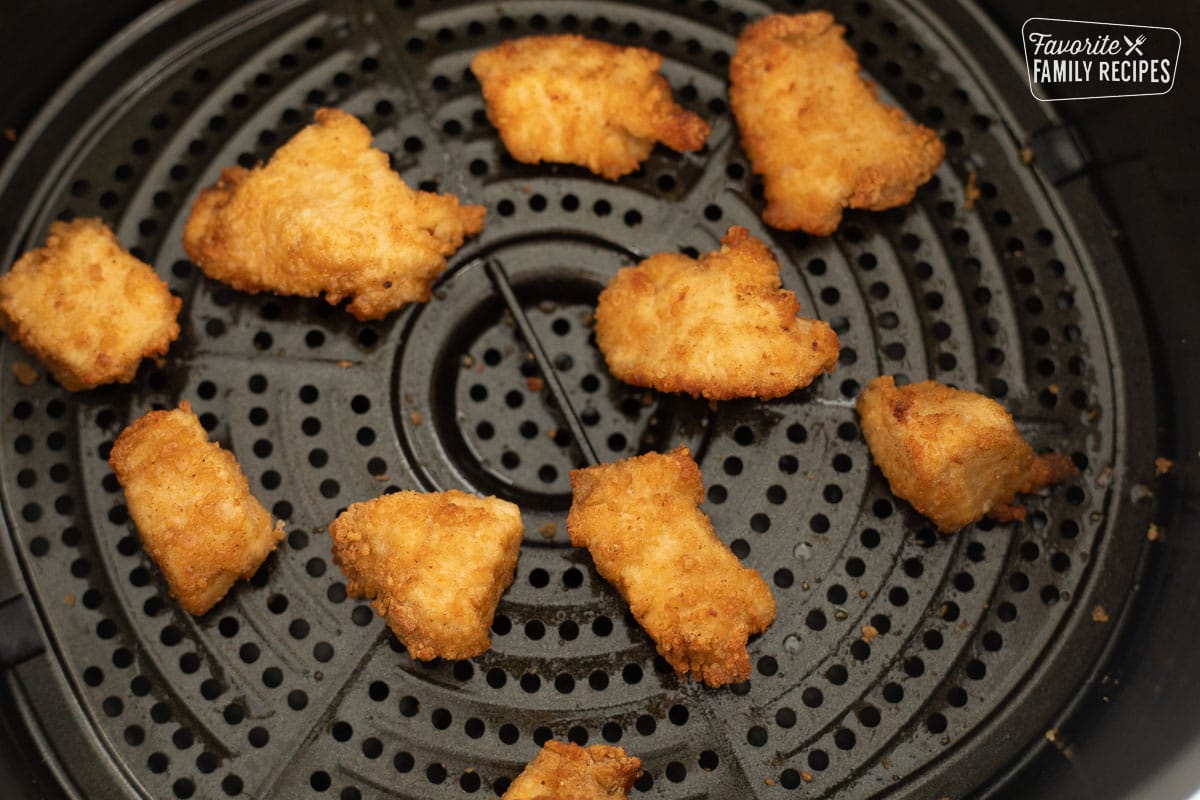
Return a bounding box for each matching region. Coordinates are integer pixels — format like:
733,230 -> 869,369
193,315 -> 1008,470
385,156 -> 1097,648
1,1 -> 1196,798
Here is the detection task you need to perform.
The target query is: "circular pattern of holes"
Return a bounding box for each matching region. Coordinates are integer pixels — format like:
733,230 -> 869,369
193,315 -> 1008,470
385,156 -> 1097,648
0,0 -> 1124,798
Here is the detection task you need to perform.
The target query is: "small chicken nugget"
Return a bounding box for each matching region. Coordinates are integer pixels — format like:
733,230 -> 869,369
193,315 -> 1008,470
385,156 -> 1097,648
328,490 -> 523,660
729,13 -> 945,235
183,108 -> 485,320
568,446 -> 776,687
0,218 -> 180,391
471,35 -> 710,179
503,740 -> 641,800
595,226 -> 839,400
857,376 -> 1077,533
109,402 -> 284,615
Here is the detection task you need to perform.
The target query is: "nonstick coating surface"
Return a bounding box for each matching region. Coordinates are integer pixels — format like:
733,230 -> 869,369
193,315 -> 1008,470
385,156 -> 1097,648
0,0 -> 1160,798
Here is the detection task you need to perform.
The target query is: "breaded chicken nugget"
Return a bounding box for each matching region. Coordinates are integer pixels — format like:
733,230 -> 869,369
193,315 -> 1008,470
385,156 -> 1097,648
729,13 -> 945,235
857,376 -> 1077,533
0,218 -> 180,391
568,446 -> 776,687
471,35 -> 710,179
109,402 -> 284,615
183,108 -> 485,320
503,740 -> 641,800
328,490 -> 523,660
594,226 -> 839,400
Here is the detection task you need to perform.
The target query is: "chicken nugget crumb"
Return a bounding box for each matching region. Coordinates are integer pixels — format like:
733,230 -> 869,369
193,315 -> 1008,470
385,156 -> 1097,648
471,35 -> 710,180
109,402 -> 284,615
1155,457 -> 1174,475
964,171 -> 981,211
183,108 -> 485,321
64,594 -> 75,606
338,360 -> 353,368
1092,605 -> 1109,623
730,13 -> 944,235
595,226 -> 839,400
801,770 -> 813,782
1020,147 -> 1035,165
1148,523 -> 1162,541
11,361 -> 38,386
538,521 -> 557,540
0,219 -> 181,391
328,490 -> 523,660
568,446 -> 776,687
857,376 -> 1076,533
409,410 -> 422,426
526,376 -> 545,392
502,741 -> 641,800
862,624 -> 879,642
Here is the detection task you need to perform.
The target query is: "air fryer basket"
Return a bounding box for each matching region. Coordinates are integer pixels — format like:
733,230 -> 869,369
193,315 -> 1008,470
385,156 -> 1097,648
0,0 -> 1171,798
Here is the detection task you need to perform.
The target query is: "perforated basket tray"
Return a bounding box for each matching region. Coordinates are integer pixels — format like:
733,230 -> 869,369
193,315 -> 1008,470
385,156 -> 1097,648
0,0 -> 1162,798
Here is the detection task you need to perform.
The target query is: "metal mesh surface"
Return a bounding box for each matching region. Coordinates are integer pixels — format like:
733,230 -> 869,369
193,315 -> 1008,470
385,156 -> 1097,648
0,0 -> 1157,798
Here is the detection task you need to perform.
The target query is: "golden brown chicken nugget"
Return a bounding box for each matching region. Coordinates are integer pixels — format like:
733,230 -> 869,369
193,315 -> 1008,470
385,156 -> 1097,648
471,34 -> 710,179
568,446 -> 776,687
857,376 -> 1077,533
109,402 -> 284,615
503,740 -> 641,800
729,13 -> 945,235
328,490 -> 523,660
183,108 -> 485,321
595,226 -> 839,400
0,218 -> 180,391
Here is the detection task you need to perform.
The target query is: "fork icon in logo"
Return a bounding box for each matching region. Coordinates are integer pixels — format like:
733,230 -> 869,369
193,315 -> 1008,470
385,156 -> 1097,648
1124,34 -> 1147,55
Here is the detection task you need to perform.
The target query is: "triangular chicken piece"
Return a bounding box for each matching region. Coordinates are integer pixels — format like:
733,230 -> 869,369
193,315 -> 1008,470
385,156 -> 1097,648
328,490 -> 523,660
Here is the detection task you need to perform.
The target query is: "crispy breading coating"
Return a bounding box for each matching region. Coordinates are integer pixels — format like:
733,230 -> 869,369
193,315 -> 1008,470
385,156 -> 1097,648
328,490 -> 523,660
594,226 -> 839,400
470,34 -> 711,179
109,402 -> 284,615
729,13 -> 945,235
502,740 -> 641,800
568,446 -> 776,687
857,376 -> 1078,533
0,218 -> 180,391
183,108 -> 485,321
